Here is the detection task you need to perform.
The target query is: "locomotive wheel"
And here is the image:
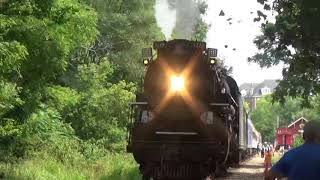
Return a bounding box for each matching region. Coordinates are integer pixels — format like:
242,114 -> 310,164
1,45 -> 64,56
214,162 -> 228,177
203,176 -> 214,180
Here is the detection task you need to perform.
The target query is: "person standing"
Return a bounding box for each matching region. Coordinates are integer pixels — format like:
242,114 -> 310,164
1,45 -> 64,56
279,146 -> 284,155
264,149 -> 272,176
261,146 -> 265,158
265,121 -> 320,180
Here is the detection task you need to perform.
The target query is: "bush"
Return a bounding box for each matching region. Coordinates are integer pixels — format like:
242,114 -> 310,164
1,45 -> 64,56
0,153 -> 141,180
68,81 -> 135,148
0,118 -> 25,162
0,81 -> 23,117
294,134 -> 304,148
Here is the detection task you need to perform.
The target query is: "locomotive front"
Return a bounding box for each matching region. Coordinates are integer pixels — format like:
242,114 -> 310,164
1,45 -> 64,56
127,40 -> 240,180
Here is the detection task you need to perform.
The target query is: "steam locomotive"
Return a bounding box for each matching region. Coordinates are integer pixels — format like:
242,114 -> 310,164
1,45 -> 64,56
127,39 -> 259,180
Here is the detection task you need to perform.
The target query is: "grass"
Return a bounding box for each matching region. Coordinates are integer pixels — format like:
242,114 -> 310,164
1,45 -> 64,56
0,153 -> 142,180
271,152 -> 282,164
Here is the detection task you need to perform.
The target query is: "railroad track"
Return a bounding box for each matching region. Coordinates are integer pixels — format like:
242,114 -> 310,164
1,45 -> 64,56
213,155 -> 265,180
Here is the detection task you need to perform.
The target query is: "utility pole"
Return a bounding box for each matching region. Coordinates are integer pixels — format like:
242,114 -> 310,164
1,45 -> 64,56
273,116 -> 280,147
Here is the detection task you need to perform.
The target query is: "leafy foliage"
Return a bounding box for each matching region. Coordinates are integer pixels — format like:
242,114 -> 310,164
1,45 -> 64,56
0,0 -> 100,163
45,86 -> 81,119
0,0 -> 98,120
0,40 -> 28,77
0,0 -> 210,179
249,0 -> 320,104
0,81 -> 23,117
294,135 -> 304,148
251,95 -> 320,141
82,0 -> 164,82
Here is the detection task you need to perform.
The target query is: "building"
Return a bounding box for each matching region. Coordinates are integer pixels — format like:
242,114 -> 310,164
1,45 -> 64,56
276,117 -> 308,148
239,79 -> 278,110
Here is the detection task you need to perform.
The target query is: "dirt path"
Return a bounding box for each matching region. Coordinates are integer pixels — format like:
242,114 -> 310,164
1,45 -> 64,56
215,155 -> 265,180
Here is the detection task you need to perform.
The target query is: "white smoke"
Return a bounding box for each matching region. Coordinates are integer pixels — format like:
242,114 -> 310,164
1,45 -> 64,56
173,0 -> 200,39
155,0 -> 177,40
155,0 -> 203,40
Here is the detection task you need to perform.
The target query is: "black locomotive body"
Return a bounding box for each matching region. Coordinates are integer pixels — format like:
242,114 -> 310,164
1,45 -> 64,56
127,40 -> 248,180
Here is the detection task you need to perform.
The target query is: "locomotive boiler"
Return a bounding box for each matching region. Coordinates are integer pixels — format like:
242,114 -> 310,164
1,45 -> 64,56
127,39 -> 248,180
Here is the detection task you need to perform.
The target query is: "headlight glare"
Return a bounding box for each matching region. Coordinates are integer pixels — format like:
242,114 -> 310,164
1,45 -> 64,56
170,76 -> 185,92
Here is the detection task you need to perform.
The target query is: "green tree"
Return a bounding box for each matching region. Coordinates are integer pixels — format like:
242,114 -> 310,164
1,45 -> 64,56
0,0 -> 98,120
83,0 -> 164,82
0,82 -> 23,117
251,96 -> 278,141
0,0 -> 98,160
294,134 -> 304,147
249,0 -> 320,104
251,95 -> 318,141
46,60 -> 135,151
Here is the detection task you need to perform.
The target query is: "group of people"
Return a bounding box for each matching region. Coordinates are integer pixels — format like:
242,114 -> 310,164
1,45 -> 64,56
260,143 -> 273,158
264,121 -> 320,180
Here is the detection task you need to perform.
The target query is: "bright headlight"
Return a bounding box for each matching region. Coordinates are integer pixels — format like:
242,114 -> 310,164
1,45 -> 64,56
170,76 -> 185,92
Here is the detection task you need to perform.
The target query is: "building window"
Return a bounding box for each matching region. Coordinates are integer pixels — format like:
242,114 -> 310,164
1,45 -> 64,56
261,87 -> 271,95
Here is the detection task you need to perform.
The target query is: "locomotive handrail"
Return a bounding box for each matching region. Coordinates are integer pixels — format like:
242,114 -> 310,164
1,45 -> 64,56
155,131 -> 198,135
228,95 -> 239,108
129,102 -> 148,105
131,140 -> 222,144
208,103 -> 229,106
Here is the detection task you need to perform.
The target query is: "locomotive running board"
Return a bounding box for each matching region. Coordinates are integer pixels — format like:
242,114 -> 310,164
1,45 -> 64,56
130,102 -> 148,105
208,103 -> 229,106
155,131 -> 198,135
131,102 -> 233,107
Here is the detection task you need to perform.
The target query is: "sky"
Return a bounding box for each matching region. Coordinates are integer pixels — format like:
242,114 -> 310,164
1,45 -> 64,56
204,0 -> 283,85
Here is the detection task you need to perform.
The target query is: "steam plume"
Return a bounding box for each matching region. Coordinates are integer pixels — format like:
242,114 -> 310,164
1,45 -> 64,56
155,0 -> 177,40
155,0 -> 202,40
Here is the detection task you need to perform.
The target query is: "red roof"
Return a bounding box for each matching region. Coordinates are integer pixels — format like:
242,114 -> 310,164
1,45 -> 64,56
287,117 -> 308,128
